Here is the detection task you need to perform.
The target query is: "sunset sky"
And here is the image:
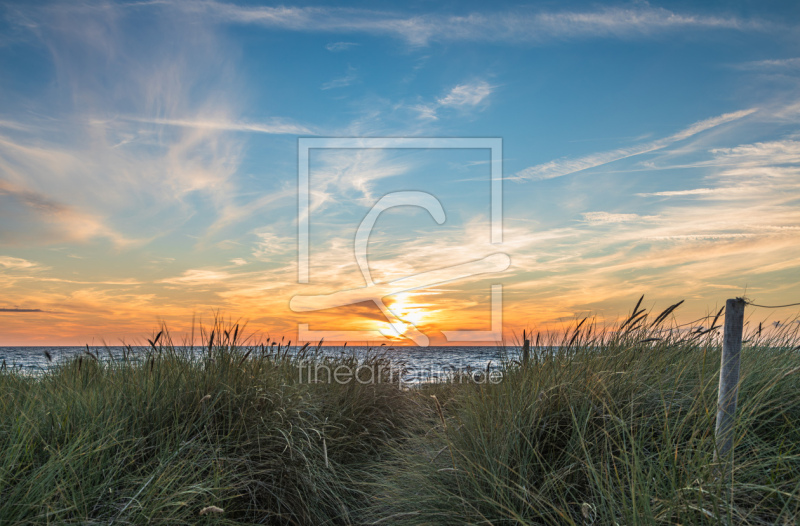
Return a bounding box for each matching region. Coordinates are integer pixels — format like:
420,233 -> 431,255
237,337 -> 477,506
1,1 -> 800,346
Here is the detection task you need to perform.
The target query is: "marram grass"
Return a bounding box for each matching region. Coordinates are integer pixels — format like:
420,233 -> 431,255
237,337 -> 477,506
1,303 -> 799,525
370,302 -> 800,525
0,323 -> 411,525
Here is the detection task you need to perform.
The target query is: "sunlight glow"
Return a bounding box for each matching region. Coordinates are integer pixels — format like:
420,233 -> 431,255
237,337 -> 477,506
375,293 -> 435,341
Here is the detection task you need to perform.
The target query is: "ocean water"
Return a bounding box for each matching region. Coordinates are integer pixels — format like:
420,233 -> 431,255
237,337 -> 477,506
0,345 -> 519,384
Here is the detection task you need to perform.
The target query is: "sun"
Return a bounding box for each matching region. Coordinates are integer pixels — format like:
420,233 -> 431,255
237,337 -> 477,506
377,293 -> 432,340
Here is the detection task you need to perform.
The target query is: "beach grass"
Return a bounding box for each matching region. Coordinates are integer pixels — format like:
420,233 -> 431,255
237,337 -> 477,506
371,303 -> 800,525
0,322 -> 412,524
1,303 -> 799,524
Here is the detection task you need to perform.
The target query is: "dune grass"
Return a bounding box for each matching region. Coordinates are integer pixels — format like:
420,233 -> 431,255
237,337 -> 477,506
0,324 -> 411,525
1,302 -> 799,525
372,302 -> 800,525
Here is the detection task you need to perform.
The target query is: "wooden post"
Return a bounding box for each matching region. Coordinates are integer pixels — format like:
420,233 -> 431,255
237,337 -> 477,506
521,330 -> 530,365
714,298 -> 745,480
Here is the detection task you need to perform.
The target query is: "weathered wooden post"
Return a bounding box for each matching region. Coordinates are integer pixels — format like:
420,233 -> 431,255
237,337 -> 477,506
714,298 -> 745,482
521,330 -> 530,365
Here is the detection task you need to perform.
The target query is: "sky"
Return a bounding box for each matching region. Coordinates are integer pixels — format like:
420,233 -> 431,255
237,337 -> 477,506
1,0 -> 799,346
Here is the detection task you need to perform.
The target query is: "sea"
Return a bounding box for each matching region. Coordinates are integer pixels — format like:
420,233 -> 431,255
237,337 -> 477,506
0,345 -> 520,384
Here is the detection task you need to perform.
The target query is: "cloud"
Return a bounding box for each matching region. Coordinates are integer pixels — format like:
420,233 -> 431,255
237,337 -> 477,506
495,128 -> 800,320
514,108 -> 757,180
161,269 -> 236,285
202,187 -> 296,241
735,57 -> 800,70
667,110 -> 759,141
0,120 -> 32,132
307,148 -> 414,208
709,140 -> 800,166
321,66 -> 358,90
120,116 -> 313,135
326,41 -> 359,52
414,80 -> 495,120
581,212 -> 658,224
647,233 -> 757,241
637,188 -> 716,197
412,104 -> 439,121
0,256 -> 44,270
184,3 -> 769,47
0,308 -> 43,313
0,1 -> 311,249
252,231 -> 293,261
0,176 -> 134,247
437,81 -> 494,108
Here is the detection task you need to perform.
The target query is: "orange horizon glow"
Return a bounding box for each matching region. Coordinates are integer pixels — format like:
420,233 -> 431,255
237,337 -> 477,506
2,289 -> 797,347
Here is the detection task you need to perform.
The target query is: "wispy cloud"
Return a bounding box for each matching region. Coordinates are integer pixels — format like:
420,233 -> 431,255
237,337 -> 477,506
495,129 -> 800,319
185,3 -> 770,47
0,120 -> 32,132
637,188 -> 716,197
415,80 -> 495,120
709,139 -> 800,166
0,1 -> 312,250
735,57 -> 800,70
308,148 -> 413,208
252,231 -> 293,262
161,269 -> 236,285
321,66 -> 358,90
581,212 -> 658,224
157,127 -> 800,339
0,308 -> 43,313
514,108 -> 757,181
326,41 -> 359,52
437,81 -> 494,108
120,116 -> 313,135
0,177 -> 132,246
0,256 -> 44,271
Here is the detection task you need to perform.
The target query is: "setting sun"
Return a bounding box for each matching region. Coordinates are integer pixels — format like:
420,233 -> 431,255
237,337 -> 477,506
388,293 -> 431,327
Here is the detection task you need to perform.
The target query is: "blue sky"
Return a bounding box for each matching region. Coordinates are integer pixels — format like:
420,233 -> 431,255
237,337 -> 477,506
1,1 -> 799,345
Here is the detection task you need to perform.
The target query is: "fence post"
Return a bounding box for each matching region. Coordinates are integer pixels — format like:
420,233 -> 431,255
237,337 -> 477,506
521,330 -> 530,365
714,298 -> 745,481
